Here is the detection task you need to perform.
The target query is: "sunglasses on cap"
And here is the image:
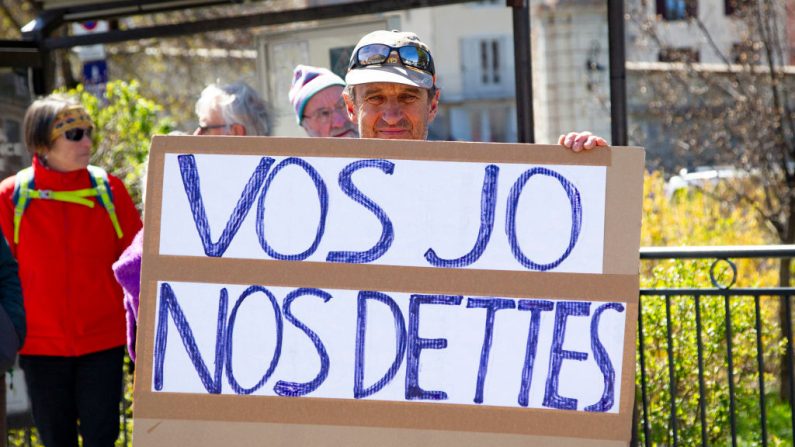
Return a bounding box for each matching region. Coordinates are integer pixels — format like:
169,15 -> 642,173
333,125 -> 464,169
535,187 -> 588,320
348,44 -> 435,75
63,127 -> 93,142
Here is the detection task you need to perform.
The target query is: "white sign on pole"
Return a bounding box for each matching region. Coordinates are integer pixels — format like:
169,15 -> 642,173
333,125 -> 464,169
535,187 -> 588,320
72,21 -> 108,62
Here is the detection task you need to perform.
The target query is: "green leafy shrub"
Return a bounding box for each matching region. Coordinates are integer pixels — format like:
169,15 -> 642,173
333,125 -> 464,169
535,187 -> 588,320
638,172 -> 788,446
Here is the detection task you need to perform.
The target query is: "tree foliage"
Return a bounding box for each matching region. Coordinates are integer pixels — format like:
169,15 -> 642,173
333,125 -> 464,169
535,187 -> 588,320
0,0 -> 301,128
639,172 -> 790,446
628,0 -> 795,416
0,0 -> 35,39
629,0 -> 794,245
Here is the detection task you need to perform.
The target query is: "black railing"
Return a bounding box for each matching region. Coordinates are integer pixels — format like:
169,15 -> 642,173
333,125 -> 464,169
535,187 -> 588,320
636,245 -> 795,447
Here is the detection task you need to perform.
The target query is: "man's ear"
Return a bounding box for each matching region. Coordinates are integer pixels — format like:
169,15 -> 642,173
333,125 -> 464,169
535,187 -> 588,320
230,123 -> 247,136
428,88 -> 441,123
343,91 -> 357,123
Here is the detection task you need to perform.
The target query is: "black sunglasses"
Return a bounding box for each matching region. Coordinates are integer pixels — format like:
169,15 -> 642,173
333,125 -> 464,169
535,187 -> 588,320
348,44 -> 435,75
64,127 -> 93,142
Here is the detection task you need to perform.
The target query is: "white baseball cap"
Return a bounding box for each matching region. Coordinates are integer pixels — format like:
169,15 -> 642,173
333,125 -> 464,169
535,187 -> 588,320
345,30 -> 436,90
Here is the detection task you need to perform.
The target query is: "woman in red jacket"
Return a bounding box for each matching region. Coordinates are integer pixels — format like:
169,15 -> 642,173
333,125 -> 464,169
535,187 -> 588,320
0,95 -> 142,447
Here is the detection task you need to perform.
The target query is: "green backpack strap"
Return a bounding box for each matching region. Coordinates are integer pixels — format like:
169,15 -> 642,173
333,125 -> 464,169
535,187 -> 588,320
11,166 -> 124,244
86,165 -> 124,240
11,167 -> 34,244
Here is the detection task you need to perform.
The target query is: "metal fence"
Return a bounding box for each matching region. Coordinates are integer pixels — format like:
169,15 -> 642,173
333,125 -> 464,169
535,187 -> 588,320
6,245 -> 795,446
636,245 -> 795,447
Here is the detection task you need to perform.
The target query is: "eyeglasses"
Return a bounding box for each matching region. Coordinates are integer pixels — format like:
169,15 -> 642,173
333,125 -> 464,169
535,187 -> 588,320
64,127 -> 93,142
348,44 -> 435,75
196,124 -> 230,135
303,98 -> 347,124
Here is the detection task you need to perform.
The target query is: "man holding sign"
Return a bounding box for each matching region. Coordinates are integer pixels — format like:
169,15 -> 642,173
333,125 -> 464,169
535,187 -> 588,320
343,29 -> 606,150
134,28 -> 642,447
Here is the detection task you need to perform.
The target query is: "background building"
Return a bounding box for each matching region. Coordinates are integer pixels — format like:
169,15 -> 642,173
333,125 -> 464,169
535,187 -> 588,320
626,0 -> 767,64
3,0 -> 791,171
257,0 -> 612,145
624,0 -> 794,170
0,69 -> 31,180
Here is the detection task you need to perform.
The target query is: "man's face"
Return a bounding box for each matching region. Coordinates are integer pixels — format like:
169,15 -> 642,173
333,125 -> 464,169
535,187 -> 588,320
301,85 -> 357,138
344,82 -> 439,140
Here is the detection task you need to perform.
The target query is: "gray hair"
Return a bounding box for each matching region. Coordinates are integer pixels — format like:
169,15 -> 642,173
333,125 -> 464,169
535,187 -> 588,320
195,81 -> 273,136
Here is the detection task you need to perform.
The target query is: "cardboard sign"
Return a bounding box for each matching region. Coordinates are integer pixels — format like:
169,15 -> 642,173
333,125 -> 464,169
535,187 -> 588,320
133,136 -> 644,447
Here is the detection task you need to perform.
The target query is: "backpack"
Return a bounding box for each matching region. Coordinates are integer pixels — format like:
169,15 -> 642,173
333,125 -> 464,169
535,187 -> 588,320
11,165 -> 123,244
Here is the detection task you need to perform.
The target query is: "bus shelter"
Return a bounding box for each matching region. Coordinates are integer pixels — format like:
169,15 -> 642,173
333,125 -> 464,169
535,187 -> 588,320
0,0 -> 628,145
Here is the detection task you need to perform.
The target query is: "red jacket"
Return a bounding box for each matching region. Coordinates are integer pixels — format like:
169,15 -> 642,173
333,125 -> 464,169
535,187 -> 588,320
0,156 -> 142,356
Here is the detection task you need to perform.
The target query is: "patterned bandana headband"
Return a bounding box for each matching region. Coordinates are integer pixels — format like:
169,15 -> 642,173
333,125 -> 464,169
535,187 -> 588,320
50,105 -> 93,142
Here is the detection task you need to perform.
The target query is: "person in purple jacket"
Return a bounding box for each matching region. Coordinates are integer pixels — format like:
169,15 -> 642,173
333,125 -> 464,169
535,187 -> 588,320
112,230 -> 143,362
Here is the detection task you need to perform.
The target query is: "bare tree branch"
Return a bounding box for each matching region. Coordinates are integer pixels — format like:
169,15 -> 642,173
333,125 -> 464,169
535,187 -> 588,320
0,0 -> 23,34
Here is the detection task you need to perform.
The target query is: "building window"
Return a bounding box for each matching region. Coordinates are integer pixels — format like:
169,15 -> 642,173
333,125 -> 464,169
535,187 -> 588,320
461,36 -> 513,97
470,106 -> 512,142
329,45 -> 355,79
725,0 -> 751,15
732,42 -> 762,64
659,47 -> 700,62
656,0 -> 697,20
480,39 -> 501,85
4,119 -> 20,143
450,106 -> 516,143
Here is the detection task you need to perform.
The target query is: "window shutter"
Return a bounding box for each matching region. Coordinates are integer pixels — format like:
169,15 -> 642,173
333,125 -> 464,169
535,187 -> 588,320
461,37 -> 480,91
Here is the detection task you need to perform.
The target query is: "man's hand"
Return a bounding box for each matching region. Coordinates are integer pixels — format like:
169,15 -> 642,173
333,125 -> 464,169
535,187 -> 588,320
558,131 -> 608,152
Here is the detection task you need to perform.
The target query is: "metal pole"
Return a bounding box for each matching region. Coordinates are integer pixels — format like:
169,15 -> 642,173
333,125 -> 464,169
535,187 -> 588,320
783,294 -> 795,442
22,12 -> 64,95
607,0 -> 627,146
1,374 -> 6,447
30,53 -> 52,95
510,0 -> 534,143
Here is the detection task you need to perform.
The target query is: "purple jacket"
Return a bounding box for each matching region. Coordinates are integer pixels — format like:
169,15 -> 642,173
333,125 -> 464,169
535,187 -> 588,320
112,228 -> 143,362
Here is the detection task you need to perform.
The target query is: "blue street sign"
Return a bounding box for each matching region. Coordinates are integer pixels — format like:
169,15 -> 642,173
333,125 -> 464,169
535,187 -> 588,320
82,60 -> 108,85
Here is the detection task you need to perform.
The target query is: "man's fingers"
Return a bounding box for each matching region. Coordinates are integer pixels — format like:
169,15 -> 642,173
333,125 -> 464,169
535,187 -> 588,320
583,135 -> 609,150
564,132 -> 579,148
583,135 -> 598,150
559,131 -> 607,151
572,132 -> 591,151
